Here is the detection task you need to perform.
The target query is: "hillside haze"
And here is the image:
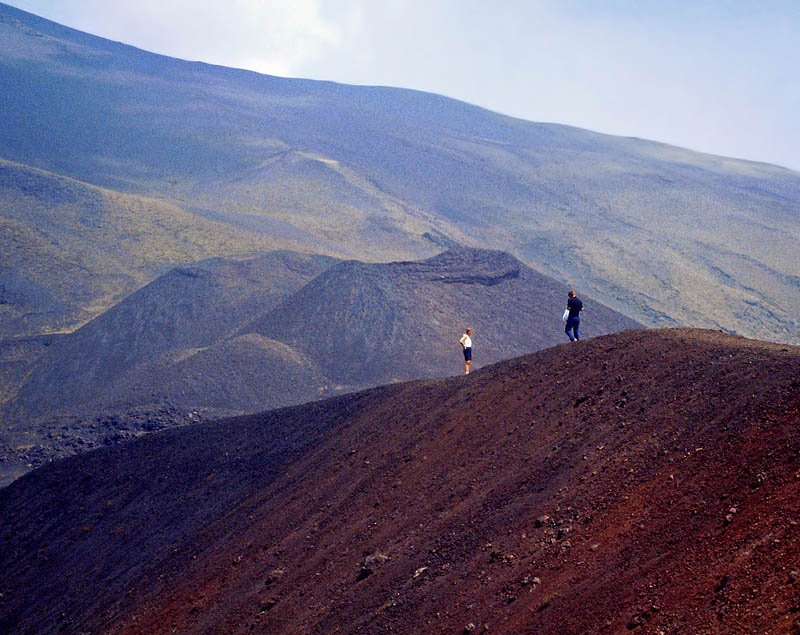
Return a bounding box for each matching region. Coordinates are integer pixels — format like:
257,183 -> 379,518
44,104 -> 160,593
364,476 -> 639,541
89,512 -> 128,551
1,329 -> 798,633
1,248 -> 640,485
1,3 -> 799,344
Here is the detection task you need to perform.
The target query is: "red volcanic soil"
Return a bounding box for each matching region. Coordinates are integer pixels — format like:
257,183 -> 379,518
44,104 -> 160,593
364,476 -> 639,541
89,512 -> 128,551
1,329 -> 799,634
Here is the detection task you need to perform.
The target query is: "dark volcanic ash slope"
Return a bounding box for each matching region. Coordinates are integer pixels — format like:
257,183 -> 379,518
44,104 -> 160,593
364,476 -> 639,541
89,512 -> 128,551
250,248 -> 640,386
1,329 -> 798,634
7,250 -> 337,419
114,333 -> 330,414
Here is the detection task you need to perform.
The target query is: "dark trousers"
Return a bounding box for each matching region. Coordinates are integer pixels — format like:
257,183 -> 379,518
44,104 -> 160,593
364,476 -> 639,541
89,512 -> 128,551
565,317 -> 580,341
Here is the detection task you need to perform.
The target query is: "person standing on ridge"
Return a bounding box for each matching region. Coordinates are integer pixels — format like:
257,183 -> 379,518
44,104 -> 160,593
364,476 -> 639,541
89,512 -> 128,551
459,328 -> 473,374
565,290 -> 583,342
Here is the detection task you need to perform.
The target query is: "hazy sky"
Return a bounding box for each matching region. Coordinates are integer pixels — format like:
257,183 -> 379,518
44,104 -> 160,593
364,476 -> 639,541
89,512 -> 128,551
8,0 -> 800,171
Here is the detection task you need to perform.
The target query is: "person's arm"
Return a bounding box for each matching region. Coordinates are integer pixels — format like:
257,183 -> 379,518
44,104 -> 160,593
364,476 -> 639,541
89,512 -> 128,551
459,334 -> 467,348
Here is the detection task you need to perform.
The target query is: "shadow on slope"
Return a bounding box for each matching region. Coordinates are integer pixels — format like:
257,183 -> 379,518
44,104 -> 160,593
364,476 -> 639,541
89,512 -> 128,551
114,333 -> 331,413
1,329 -> 798,633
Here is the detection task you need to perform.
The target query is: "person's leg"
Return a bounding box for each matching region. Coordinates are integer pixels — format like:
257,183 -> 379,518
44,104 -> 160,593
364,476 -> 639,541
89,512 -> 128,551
573,318 -> 580,342
565,318 -> 575,341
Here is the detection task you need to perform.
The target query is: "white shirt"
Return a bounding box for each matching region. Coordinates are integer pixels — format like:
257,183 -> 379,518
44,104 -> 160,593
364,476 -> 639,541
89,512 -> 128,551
462,335 -> 472,348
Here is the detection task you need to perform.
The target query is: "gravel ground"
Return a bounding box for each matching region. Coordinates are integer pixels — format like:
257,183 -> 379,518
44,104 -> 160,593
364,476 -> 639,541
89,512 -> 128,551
0,328 -> 798,634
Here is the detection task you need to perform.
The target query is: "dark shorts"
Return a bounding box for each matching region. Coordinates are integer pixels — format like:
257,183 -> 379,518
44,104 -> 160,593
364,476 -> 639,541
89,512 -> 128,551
463,347 -> 472,361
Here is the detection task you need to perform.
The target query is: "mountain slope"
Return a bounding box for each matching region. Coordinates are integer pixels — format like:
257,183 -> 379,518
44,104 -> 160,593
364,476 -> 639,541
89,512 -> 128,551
1,248 -> 639,486
0,333 -> 59,402
109,333 -> 330,414
1,3 -> 799,343
1,329 -> 798,634
4,250 -> 337,413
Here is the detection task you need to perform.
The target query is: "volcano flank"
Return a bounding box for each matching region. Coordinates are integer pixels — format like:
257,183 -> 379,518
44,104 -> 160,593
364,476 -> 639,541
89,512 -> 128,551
2,3 -> 800,346
1,329 -> 798,633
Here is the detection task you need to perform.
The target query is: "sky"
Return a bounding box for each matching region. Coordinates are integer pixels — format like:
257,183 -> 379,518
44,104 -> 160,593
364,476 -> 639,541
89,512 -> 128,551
7,0 -> 800,171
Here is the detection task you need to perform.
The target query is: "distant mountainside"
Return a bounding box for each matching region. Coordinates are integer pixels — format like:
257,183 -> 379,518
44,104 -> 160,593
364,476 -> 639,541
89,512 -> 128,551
1,248 -> 640,485
2,329 -> 798,633
0,158 -> 289,339
1,3 -> 799,344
